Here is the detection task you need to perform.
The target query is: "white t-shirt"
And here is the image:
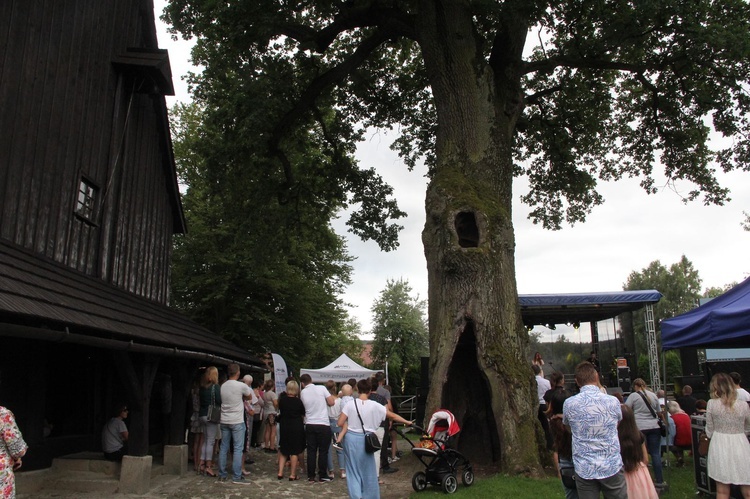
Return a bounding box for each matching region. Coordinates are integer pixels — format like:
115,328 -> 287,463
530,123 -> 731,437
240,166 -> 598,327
737,387 -> 750,402
342,398 -> 386,433
263,390 -> 278,415
251,389 -> 263,416
327,397 -> 342,419
300,383 -> 331,425
340,395 -> 354,410
220,379 -> 252,425
102,418 -> 127,453
536,375 -> 551,404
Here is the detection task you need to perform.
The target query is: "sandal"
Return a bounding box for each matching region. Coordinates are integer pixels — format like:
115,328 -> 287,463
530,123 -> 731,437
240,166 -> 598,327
205,468 -> 217,477
289,475 -> 299,481
277,474 -> 284,480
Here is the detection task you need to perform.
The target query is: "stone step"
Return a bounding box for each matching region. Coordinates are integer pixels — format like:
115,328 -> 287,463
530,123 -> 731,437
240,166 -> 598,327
48,470 -> 120,494
151,462 -> 164,478
18,448 -> 185,497
52,452 -> 120,476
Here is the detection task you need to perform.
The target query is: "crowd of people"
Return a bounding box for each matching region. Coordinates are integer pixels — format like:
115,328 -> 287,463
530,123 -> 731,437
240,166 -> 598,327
183,366 -> 411,497
535,352 -> 750,499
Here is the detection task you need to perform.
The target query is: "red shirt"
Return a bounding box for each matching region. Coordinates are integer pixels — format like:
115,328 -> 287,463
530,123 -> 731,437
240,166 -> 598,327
672,412 -> 692,447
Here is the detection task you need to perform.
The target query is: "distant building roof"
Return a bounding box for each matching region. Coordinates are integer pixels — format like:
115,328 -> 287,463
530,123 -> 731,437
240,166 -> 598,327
360,341 -> 373,366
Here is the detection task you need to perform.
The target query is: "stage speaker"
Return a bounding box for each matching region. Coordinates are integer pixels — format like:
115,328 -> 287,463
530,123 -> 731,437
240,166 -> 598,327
680,348 -> 701,376
617,366 -> 631,393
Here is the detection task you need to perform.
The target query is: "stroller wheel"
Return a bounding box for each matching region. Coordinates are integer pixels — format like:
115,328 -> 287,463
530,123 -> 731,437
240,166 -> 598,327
411,471 -> 428,492
462,469 -> 475,486
441,474 -> 458,494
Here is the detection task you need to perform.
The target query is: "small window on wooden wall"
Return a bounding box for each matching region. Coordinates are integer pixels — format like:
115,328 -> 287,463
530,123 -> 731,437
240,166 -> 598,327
75,177 -> 99,224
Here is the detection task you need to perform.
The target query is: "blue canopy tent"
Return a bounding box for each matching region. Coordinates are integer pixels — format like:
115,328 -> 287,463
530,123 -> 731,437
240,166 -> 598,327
662,276 -> 750,350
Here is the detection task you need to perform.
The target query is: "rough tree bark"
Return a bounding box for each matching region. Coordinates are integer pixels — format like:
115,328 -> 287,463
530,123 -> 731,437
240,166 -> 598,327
418,1 -> 542,471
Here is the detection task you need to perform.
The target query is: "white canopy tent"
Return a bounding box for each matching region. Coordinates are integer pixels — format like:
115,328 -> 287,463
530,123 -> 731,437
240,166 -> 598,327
300,353 -> 379,383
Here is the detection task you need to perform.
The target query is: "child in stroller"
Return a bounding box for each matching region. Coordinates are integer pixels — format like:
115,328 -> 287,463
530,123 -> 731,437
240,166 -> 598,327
395,409 -> 474,494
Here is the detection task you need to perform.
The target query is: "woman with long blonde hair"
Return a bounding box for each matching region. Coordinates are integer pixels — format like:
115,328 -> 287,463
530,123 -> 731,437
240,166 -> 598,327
198,366 -> 221,476
277,380 -> 306,480
706,372 -> 750,499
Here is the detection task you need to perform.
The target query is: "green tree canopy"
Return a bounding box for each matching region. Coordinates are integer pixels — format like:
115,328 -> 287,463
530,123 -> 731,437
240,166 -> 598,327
624,255 -> 703,321
622,255 -> 702,377
370,279 -> 428,394
703,282 -> 738,299
163,0 -> 750,470
170,102 -> 361,368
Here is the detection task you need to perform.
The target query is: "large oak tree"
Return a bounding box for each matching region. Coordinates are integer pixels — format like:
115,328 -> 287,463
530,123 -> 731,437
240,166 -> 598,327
165,0 -> 750,470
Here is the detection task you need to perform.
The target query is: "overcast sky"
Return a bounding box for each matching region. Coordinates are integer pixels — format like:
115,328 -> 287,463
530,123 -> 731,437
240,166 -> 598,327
155,3 -> 750,341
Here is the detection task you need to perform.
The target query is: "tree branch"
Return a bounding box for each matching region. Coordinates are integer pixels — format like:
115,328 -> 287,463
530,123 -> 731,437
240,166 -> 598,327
523,56 -> 659,75
269,29 -> 394,184
274,3 -> 416,53
525,85 -> 563,105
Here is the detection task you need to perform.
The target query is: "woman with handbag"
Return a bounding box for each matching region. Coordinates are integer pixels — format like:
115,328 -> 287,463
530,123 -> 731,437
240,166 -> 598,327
337,379 -> 412,499
198,366 -> 221,477
625,378 -> 665,491
705,373 -> 750,499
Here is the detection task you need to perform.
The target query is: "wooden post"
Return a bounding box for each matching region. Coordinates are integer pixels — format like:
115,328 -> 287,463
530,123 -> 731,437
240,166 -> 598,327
113,352 -> 159,456
166,361 -> 192,445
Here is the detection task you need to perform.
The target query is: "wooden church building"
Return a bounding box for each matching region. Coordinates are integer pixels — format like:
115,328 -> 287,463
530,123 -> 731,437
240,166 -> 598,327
0,0 -> 264,472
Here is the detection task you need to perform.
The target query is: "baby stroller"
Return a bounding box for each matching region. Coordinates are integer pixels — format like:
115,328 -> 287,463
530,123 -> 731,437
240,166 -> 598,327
395,409 -> 474,494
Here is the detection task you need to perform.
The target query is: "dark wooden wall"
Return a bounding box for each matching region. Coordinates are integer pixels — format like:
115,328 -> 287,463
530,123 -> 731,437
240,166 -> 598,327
0,0 -> 178,304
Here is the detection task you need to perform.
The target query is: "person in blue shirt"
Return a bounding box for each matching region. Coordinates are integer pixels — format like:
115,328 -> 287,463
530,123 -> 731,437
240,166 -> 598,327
563,361 -> 628,499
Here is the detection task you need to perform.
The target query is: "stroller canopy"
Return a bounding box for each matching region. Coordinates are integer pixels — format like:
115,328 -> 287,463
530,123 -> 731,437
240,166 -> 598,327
427,409 -> 461,438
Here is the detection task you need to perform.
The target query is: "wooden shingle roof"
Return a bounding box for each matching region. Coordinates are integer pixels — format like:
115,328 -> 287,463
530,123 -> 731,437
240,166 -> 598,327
0,240 -> 263,369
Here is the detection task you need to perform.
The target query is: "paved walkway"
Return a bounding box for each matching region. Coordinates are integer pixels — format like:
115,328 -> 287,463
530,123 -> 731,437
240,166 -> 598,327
23,446 -> 417,498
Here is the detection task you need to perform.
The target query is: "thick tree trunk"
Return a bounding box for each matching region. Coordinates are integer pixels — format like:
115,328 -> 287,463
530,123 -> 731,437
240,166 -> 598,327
417,0 -> 543,472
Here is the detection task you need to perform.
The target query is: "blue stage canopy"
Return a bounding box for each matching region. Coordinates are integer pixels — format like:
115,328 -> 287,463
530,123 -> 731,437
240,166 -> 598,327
661,277 -> 750,350
519,290 -> 662,327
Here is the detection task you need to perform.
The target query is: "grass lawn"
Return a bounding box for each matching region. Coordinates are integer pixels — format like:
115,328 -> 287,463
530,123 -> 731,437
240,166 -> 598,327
408,454 -> 703,498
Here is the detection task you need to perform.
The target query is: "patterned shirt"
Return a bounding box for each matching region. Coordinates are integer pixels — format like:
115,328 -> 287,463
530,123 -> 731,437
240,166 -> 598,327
563,385 -> 623,480
1,406 -> 28,498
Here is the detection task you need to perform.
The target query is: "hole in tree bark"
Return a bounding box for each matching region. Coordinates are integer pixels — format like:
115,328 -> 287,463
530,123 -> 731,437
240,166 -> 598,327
441,320 -> 501,463
454,212 -> 479,248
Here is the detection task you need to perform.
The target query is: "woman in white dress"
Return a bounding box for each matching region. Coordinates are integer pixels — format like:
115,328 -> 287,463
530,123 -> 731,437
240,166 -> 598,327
705,372 -> 750,499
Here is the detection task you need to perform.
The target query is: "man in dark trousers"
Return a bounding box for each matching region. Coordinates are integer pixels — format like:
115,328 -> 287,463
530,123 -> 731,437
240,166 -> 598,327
374,372 -> 398,474
299,374 -> 335,482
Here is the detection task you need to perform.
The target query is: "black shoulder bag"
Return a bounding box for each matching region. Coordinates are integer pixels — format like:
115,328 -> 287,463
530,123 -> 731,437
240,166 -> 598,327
354,399 -> 382,453
207,384 -> 222,423
637,391 -> 666,437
